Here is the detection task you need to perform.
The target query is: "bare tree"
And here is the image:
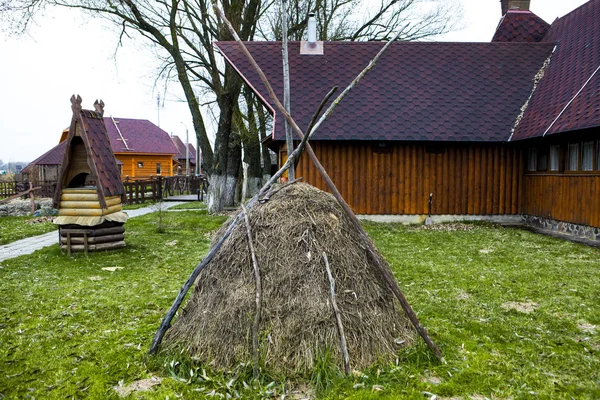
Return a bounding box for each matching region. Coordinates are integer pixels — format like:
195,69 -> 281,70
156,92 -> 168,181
259,0 -> 460,41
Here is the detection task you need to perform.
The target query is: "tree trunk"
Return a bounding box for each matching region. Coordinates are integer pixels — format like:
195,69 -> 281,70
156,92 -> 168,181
257,102 -> 273,182
224,131 -> 241,207
243,91 -> 264,198
207,172 -> 225,213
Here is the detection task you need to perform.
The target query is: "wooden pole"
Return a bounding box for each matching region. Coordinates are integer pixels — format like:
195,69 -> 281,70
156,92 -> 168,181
323,252 -> 350,375
281,0 -> 294,180
213,8 -> 443,361
242,204 -> 262,379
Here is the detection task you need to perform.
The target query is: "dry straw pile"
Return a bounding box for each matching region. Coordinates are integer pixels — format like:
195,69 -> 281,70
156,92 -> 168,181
165,183 -> 416,373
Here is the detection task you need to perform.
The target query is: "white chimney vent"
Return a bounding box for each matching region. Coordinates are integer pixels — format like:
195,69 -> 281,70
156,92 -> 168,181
301,12 -> 324,55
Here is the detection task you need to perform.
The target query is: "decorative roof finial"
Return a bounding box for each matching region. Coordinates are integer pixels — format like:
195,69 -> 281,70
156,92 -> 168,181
70,94 -> 83,113
94,99 -> 105,116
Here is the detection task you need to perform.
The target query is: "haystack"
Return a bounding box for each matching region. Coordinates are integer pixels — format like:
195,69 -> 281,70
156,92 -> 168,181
164,183 -> 416,373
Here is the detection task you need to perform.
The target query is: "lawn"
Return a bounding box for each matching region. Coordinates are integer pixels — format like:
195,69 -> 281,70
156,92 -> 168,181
0,216 -> 57,245
0,213 -> 598,399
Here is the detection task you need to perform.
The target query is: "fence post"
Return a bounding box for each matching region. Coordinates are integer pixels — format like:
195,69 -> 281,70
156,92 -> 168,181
157,176 -> 163,200
29,182 -> 35,214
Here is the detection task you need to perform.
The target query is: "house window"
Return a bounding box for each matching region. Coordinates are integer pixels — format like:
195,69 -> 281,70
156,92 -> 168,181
527,148 -> 537,171
156,163 -> 162,175
118,164 -> 123,175
567,143 -> 579,171
582,141 -> 594,171
537,150 -> 548,171
137,162 -> 144,169
549,146 -> 559,171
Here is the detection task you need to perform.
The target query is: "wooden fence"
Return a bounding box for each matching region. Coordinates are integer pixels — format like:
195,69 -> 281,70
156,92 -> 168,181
3,176 -> 207,204
123,175 -> 207,204
0,181 -> 16,199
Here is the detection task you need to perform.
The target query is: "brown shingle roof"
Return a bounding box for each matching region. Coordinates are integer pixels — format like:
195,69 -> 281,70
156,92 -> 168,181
217,41 -> 554,142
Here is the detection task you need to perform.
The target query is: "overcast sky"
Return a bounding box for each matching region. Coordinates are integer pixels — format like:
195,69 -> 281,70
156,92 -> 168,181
0,0 -> 589,163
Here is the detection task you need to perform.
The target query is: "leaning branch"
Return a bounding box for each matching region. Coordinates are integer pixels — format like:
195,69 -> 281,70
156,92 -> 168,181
323,252 -> 350,375
242,204 -> 262,380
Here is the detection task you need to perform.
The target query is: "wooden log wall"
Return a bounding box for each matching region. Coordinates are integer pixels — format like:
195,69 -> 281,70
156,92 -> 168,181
294,142 -> 523,215
522,174 -> 600,228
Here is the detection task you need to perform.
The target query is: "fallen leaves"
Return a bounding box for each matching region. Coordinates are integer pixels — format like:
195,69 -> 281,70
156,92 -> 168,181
102,267 -> 124,272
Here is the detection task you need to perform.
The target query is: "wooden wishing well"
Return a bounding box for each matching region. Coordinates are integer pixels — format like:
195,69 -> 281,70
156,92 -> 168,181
52,96 -> 128,253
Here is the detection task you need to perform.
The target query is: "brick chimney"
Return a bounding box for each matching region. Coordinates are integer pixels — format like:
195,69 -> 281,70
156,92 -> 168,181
501,0 -> 531,14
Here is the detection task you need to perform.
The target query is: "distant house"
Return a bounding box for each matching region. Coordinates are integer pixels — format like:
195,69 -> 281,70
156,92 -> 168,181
25,117 -> 181,181
216,0 -> 600,236
170,135 -> 198,175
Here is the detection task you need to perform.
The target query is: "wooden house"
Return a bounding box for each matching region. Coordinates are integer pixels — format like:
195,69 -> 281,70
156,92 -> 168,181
170,135 -> 198,175
26,114 -> 179,181
216,0 -> 600,238
53,96 -> 129,253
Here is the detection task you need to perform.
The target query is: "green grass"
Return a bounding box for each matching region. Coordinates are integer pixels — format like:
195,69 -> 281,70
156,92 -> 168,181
122,200 -> 157,210
0,215 -> 57,245
167,201 -> 206,210
0,218 -> 598,399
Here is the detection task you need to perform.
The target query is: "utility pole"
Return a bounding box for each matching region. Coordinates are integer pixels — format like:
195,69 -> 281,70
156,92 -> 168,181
281,0 -> 294,180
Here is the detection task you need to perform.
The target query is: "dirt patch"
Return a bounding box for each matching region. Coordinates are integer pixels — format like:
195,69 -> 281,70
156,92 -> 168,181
501,301 -> 539,313
113,377 -> 162,398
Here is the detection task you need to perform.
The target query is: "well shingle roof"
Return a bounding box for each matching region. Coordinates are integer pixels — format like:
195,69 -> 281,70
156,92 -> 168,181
511,0 -> 600,140
217,41 -> 554,142
492,11 -> 550,43
79,110 -> 124,197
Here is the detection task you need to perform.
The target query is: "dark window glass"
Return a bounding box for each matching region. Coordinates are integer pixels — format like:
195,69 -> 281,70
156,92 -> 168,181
527,148 -> 537,171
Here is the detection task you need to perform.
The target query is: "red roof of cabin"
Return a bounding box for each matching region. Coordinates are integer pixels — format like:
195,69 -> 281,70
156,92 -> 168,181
171,135 -> 197,164
26,118 -> 175,170
27,140 -> 67,167
104,117 -> 179,154
511,0 -> 600,140
217,41 -> 554,142
491,10 -> 550,43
